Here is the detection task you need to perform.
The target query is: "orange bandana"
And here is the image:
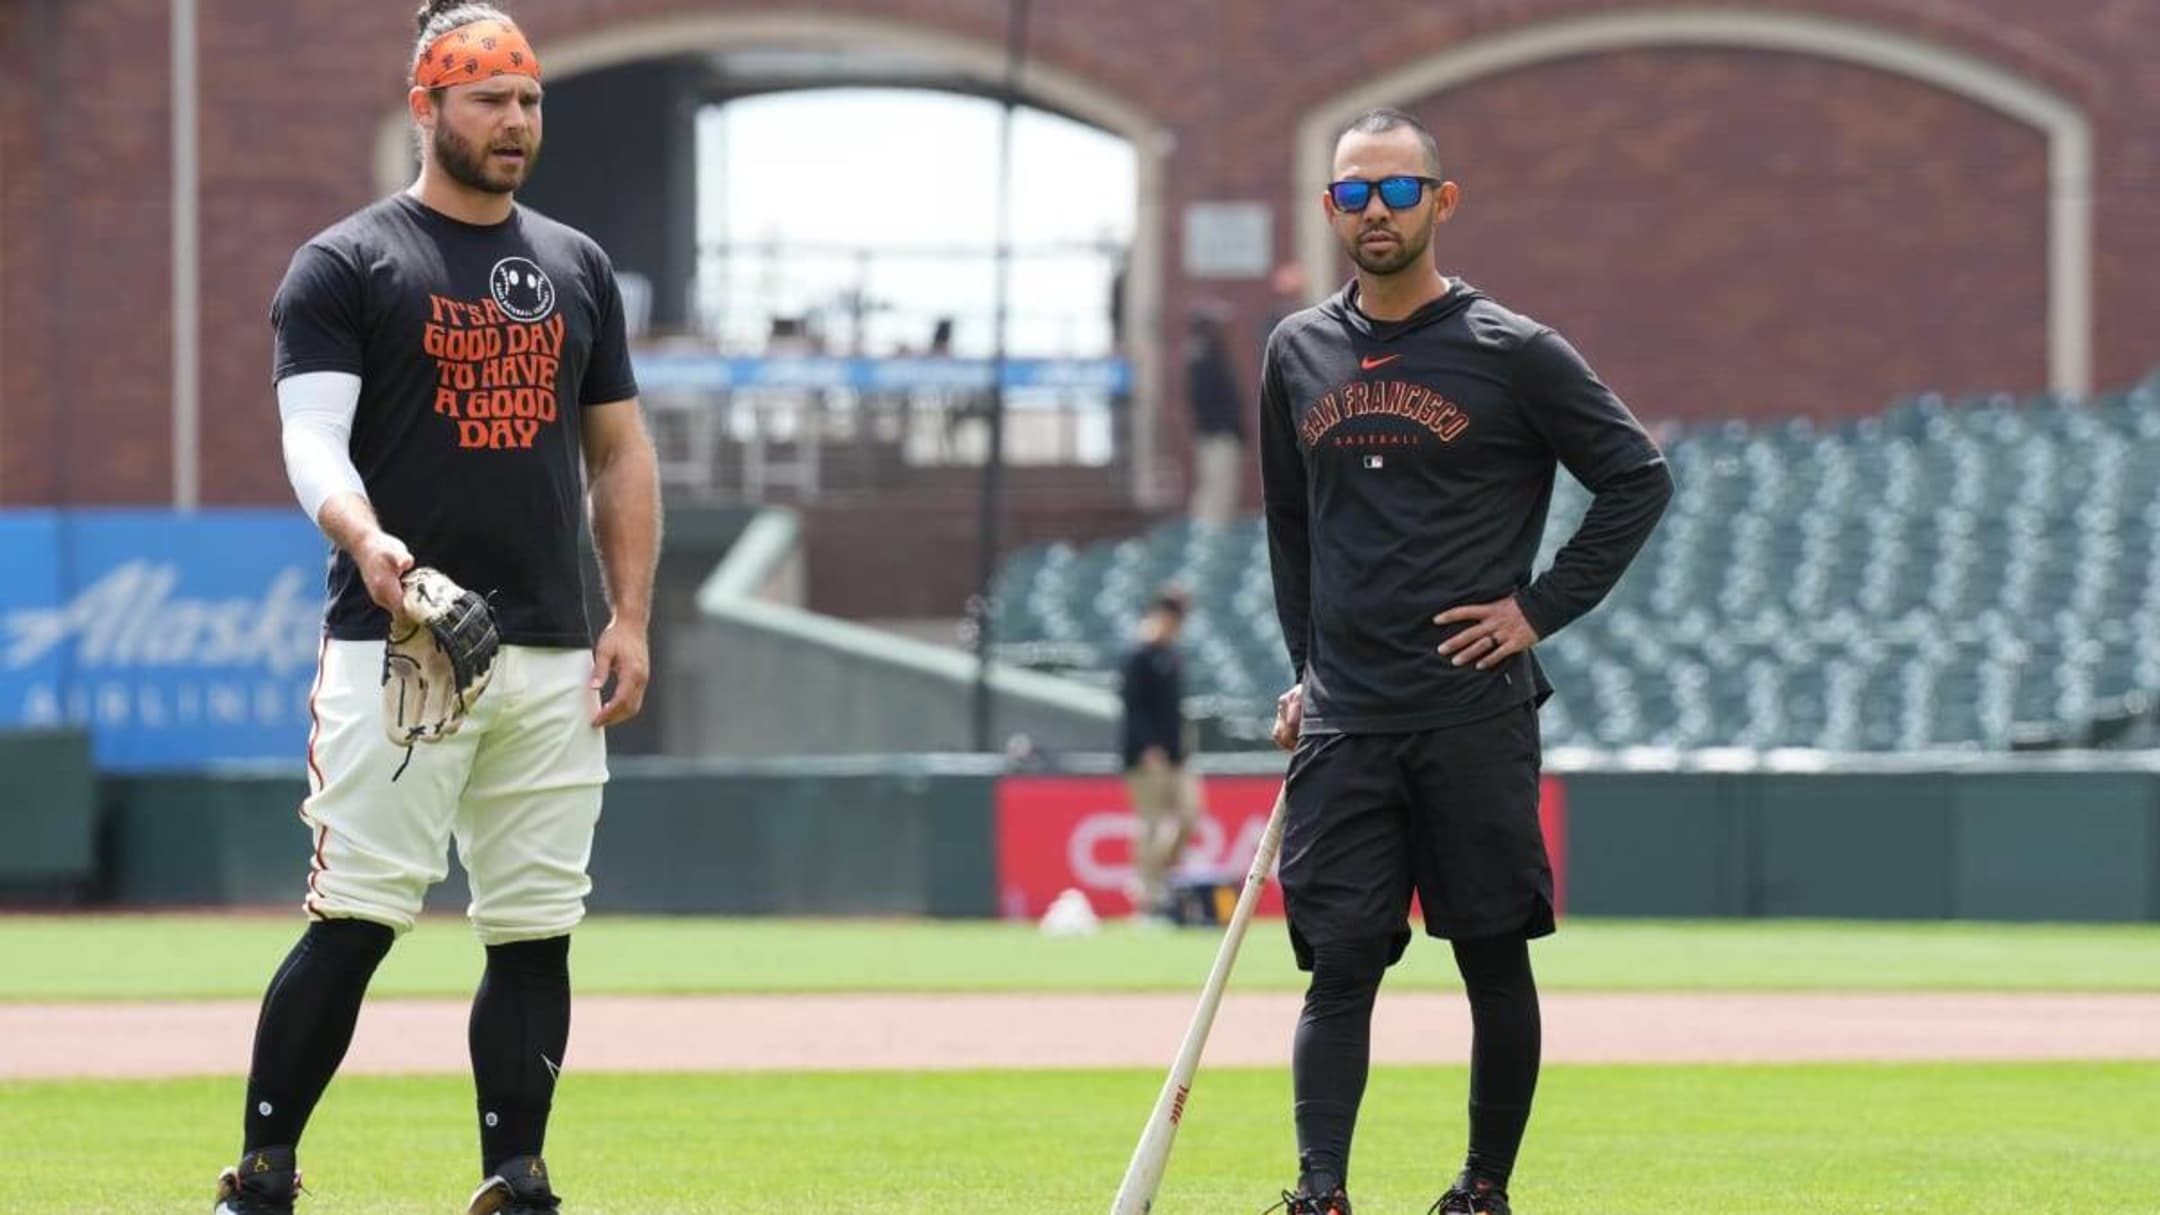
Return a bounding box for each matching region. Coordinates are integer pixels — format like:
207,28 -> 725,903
414,19 -> 541,90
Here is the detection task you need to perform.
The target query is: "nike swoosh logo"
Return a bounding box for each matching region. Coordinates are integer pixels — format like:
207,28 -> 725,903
1360,354 -> 1401,370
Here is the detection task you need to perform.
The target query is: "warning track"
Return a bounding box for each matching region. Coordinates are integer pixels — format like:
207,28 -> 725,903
4,991 -> 2155,1080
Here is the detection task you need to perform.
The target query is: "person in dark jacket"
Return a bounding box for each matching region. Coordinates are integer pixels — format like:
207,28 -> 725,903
1258,107 -> 1673,1215
1187,304 -> 1247,526
1118,588 -> 1197,916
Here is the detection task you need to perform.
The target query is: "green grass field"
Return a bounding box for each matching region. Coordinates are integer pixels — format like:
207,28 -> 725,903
6,915 -> 2156,1212
5,1063 -> 2154,1214
3,914 -> 2158,1000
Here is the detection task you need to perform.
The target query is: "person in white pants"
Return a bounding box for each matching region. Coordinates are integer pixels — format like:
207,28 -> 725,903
211,5 -> 661,1214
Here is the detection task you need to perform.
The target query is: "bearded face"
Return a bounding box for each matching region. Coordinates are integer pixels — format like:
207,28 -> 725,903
427,80 -> 542,195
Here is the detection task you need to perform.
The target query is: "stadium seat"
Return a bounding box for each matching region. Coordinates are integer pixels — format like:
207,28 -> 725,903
987,371 -> 2160,750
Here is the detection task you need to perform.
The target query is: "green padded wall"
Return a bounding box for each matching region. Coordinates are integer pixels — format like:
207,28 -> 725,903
1950,773 -> 2156,921
0,729 -> 97,891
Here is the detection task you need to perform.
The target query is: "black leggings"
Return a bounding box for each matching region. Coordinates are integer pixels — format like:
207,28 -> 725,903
241,917 -> 396,1152
470,935 -> 573,1175
1291,935 -> 1540,1192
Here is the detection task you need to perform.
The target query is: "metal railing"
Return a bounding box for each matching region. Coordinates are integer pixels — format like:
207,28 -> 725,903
634,352 -> 1131,500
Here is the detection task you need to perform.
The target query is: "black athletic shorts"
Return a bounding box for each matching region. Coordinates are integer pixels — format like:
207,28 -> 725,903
1279,703 -> 1555,970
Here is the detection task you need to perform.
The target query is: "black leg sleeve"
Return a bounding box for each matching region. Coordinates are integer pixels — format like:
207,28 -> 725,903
470,935 -> 572,1176
1450,935 -> 1541,1189
1291,937 -> 1390,1192
241,918 -> 396,1152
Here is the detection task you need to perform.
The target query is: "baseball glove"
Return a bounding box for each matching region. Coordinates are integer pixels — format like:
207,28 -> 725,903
381,566 -> 500,750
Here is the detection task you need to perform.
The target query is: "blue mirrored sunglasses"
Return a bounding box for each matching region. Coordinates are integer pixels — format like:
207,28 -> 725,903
1328,175 -> 1442,211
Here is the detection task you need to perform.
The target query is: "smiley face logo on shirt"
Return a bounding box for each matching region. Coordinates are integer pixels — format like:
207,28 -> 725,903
489,256 -> 556,323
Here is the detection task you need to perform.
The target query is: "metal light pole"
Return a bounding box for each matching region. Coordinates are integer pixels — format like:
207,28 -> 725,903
172,0 -> 200,509
971,0 -> 1031,752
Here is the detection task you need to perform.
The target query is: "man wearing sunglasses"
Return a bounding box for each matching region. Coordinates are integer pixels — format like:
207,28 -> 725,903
1260,108 -> 1673,1215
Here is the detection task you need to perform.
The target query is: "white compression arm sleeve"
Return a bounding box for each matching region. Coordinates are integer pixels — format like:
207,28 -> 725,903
277,371 -> 367,522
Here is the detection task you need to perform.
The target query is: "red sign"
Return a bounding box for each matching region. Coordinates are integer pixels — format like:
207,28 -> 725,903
995,775 -> 1285,919
1542,773 -> 1567,918
995,774 -> 1569,920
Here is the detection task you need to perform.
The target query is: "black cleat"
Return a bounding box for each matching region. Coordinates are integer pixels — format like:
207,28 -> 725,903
1265,1186 -> 1353,1215
1430,1172 -> 1513,1214
212,1146 -> 300,1215
466,1155 -> 563,1214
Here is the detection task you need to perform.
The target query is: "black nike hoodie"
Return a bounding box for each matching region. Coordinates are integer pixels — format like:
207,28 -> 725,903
1259,279 -> 1673,735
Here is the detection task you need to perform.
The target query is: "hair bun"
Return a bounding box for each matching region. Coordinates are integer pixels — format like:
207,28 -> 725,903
415,0 -> 462,35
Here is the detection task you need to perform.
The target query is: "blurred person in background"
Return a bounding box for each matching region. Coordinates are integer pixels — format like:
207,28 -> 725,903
1265,259 -> 1310,343
1186,302 -> 1247,527
1119,587 -> 1198,918
1260,107 -> 1671,1215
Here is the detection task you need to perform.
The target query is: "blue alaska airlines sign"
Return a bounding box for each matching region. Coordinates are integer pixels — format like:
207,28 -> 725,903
0,511 -> 326,770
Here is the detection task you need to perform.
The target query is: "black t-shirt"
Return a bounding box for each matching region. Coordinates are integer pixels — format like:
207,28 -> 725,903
1119,640 -> 1186,767
271,194 -> 639,646
1187,336 -> 1245,439
1259,280 -> 1673,735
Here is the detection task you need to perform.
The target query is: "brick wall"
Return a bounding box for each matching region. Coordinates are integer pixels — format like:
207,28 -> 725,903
1,0 -> 2149,508
1421,46 -> 2050,420
5,0 -> 179,504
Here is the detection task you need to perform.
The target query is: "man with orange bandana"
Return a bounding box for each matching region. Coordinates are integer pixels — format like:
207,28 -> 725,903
211,5 -> 661,1213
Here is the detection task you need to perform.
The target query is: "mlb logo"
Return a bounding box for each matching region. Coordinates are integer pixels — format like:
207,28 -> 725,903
1363,454 -> 1385,470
